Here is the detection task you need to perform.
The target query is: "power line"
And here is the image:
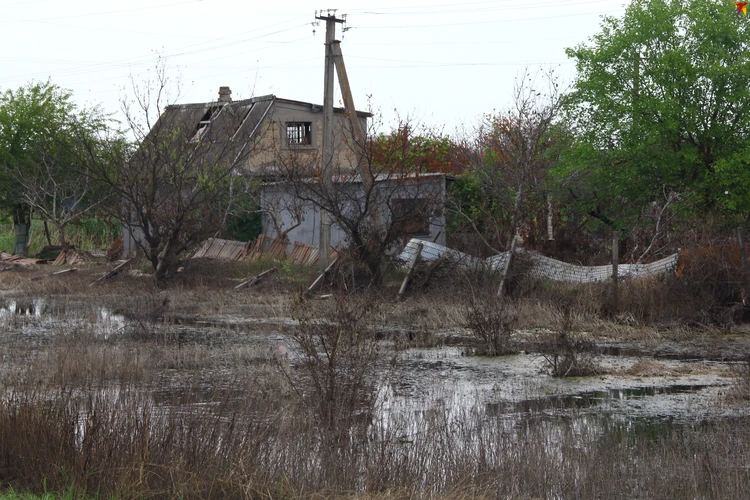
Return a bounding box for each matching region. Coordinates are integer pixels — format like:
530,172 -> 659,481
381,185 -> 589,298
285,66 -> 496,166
346,35 -> 582,47
346,0 -> 610,14
0,0 -> 51,8
0,0 -> 203,23
0,19 -> 311,85
346,55 -> 573,67
354,8 -> 624,29
353,0 -> 606,16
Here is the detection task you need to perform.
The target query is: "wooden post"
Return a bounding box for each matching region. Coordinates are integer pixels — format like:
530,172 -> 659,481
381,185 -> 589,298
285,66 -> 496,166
307,257 -> 339,295
52,268 -> 77,276
497,236 -> 518,298
611,231 -> 619,313
235,267 -> 277,290
398,242 -> 423,301
739,226 -> 747,306
739,227 -> 746,270
90,258 -> 132,286
547,197 -> 555,241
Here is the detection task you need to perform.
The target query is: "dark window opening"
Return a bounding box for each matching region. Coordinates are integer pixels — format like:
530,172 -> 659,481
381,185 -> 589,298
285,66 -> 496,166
392,198 -> 431,236
192,106 -> 222,142
286,122 -> 312,145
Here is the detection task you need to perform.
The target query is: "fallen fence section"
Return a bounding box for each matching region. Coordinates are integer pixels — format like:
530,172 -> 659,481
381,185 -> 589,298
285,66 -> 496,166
396,240 -> 484,268
192,238 -> 247,261
0,253 -> 46,266
397,238 -> 679,284
522,252 -> 679,283
192,237 -> 334,266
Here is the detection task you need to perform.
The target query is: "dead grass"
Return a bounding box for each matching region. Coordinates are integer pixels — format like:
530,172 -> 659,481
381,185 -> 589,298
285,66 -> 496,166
4,375 -> 750,500
726,356 -> 750,402
625,359 -> 678,377
1,277 -> 750,498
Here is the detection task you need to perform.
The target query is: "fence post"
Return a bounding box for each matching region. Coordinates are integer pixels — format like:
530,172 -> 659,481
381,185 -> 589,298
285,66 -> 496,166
739,227 -> 747,306
611,231 -> 619,314
13,223 -> 29,256
497,235 -> 518,298
739,227 -> 746,270
398,242 -> 423,301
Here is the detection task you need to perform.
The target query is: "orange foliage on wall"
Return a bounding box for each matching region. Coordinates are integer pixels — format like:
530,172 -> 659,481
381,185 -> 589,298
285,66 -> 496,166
368,126 -> 466,175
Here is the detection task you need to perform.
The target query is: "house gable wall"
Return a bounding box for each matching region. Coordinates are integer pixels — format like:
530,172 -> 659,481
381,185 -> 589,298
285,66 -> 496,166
242,98 -> 368,175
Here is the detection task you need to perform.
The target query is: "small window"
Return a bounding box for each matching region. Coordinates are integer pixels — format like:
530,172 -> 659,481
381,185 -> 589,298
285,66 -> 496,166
392,198 -> 431,236
286,122 -> 312,145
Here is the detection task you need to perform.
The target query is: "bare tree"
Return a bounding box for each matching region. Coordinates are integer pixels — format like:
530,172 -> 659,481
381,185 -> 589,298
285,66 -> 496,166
86,61 -> 263,280
459,69 -> 563,251
450,70 -> 564,293
273,118 -> 450,283
10,148 -> 111,250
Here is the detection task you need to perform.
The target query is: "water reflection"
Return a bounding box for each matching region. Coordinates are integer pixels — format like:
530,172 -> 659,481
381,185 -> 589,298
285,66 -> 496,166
97,308 -> 126,339
0,298 -> 127,339
497,384 -> 711,415
0,298 -> 45,319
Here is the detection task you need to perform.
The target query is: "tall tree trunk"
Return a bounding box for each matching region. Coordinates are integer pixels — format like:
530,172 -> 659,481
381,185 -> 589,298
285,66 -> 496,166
43,220 -> 52,246
155,236 -> 183,282
56,222 -> 70,251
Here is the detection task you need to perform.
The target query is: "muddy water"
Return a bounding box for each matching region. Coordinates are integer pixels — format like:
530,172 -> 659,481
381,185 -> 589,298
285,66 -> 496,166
0,296 -> 744,429
380,346 -> 738,428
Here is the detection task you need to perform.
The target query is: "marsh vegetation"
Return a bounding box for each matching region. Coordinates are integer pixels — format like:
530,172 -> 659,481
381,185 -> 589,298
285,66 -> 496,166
0,260 -> 749,499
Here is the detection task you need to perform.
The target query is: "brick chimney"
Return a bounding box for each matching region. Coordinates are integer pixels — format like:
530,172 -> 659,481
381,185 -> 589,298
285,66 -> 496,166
218,86 -> 232,103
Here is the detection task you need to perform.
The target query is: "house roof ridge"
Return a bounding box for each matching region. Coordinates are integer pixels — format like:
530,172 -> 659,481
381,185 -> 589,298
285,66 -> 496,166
166,97 -> 259,111
164,94 -> 371,118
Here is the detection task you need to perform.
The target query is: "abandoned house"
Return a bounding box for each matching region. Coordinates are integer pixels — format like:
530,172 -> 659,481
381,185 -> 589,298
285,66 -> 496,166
122,86 -> 450,258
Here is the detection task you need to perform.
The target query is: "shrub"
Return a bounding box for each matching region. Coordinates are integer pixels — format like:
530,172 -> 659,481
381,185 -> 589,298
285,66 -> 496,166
464,293 -> 517,355
535,307 -> 599,377
287,292 -> 386,434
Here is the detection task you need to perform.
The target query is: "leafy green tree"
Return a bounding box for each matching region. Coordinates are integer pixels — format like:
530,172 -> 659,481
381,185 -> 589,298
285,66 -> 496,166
561,0 -> 750,253
0,80 -> 115,253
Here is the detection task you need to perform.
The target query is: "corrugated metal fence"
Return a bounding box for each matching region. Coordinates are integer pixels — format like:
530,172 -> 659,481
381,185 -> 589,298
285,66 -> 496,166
397,238 -> 679,283
194,236 -> 680,283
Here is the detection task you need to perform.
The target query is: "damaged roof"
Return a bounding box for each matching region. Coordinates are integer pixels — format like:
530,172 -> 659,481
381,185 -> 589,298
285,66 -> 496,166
155,93 -> 371,145
137,92 -> 371,166
153,94 -> 275,147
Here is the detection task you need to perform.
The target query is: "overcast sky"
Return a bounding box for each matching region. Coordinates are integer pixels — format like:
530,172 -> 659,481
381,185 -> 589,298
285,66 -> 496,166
0,0 -> 629,134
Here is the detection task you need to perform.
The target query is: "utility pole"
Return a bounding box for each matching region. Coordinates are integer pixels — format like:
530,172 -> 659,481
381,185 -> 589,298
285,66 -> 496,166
330,41 -> 369,190
315,11 -> 345,268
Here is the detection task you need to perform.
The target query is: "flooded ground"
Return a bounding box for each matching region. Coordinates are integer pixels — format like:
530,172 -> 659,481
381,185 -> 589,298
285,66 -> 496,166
4,285 -> 750,498
1,293 -> 746,428
386,347 -> 738,424
3,244 -> 750,496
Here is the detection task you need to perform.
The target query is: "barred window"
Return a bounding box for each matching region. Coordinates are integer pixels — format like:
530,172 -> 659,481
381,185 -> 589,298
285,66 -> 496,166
286,122 -> 312,145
